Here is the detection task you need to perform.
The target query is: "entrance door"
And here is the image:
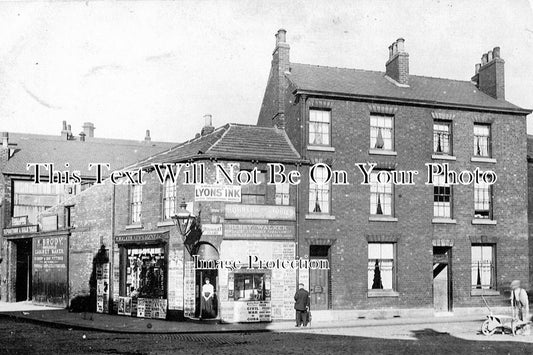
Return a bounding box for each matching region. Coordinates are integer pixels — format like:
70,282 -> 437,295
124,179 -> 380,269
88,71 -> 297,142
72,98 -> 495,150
309,245 -> 330,310
433,247 -> 452,312
15,239 -> 32,302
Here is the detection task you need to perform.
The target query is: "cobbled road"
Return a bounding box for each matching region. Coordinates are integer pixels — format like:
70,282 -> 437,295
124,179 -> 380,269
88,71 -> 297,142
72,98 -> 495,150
2,317 -> 533,354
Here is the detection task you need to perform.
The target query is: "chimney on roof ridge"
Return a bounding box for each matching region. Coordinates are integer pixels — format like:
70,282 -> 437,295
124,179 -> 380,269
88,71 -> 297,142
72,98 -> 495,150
79,131 -> 86,142
272,29 -> 290,130
201,114 -> 215,136
471,46 -> 505,100
67,124 -> 73,140
385,38 -> 409,86
144,130 -> 151,142
83,122 -> 95,138
1,132 -> 8,148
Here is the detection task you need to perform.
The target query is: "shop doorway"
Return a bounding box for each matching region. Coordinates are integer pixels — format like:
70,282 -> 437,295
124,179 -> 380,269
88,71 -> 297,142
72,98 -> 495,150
433,246 -> 452,312
194,243 -> 219,319
309,245 -> 330,310
15,239 -> 32,302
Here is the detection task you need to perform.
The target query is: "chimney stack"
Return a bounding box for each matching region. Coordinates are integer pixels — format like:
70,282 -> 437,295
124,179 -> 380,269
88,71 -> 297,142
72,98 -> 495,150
385,38 -> 409,85
83,122 -> 95,138
61,121 -> 69,139
201,114 -> 215,136
79,132 -> 86,142
471,46 -> 505,100
1,132 -> 8,148
144,130 -> 151,142
273,29 -> 290,130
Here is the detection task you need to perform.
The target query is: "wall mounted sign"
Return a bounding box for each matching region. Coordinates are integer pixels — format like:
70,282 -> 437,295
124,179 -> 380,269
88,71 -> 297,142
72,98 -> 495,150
224,224 -> 295,240
115,231 -> 169,243
202,224 -> 223,236
225,205 -> 296,221
3,225 -> 38,236
195,184 -> 241,202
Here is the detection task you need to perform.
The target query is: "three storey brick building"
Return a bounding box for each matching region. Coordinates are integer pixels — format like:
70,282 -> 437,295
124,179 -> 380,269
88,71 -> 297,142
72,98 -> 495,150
258,29 -> 531,317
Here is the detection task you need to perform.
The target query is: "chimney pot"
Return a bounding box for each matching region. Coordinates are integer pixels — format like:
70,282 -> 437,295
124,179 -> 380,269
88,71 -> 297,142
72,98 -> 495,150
392,42 -> 398,55
201,114 -> 215,136
1,132 -> 8,148
475,63 -> 481,74
487,50 -> 493,62
396,38 -> 405,52
493,47 -> 500,58
79,132 -> 86,142
276,29 -> 287,44
145,129 -> 151,142
62,121 -> 67,130
82,122 -> 95,138
388,45 -> 393,59
481,53 -> 488,65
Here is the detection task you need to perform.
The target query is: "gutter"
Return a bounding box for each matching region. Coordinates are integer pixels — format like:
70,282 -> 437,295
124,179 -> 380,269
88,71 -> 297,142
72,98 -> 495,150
293,89 -> 532,115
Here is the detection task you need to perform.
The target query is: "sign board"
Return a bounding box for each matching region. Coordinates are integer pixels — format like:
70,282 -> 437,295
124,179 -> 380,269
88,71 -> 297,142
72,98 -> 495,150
224,224 -> 295,240
202,224 -> 223,236
32,235 -> 68,307
11,216 -> 28,227
195,184 -> 241,202
115,231 -> 169,243
41,215 -> 58,232
4,225 -> 38,236
234,301 -> 271,322
225,205 -> 296,221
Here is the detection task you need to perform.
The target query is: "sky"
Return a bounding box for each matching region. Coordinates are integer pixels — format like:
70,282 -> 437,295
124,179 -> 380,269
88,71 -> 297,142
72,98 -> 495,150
0,0 -> 532,143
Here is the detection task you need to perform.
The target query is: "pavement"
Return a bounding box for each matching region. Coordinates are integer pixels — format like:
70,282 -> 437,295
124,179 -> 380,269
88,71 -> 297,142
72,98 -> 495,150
0,301 -> 486,335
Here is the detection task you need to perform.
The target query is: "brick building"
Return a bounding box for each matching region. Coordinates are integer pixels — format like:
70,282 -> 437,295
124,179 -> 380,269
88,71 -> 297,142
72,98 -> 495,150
0,122 -> 175,305
258,29 -> 531,317
36,116 -> 303,322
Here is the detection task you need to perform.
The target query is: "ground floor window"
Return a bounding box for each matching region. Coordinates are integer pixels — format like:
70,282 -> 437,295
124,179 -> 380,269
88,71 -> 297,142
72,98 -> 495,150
368,243 -> 396,290
122,245 -> 166,299
233,273 -> 266,301
471,244 -> 495,289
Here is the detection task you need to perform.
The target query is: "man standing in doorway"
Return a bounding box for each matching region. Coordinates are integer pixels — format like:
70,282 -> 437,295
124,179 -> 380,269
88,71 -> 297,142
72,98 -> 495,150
294,283 -> 310,327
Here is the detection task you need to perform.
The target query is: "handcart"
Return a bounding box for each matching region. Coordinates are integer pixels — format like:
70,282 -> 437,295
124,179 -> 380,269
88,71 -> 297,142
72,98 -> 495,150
481,295 -> 531,336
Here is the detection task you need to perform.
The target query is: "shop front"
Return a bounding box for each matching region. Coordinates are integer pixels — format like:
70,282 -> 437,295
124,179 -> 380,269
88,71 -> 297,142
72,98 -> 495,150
113,230 -> 170,319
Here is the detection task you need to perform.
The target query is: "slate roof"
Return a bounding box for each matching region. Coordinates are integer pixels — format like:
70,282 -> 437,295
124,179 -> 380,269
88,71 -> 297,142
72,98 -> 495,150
128,123 -> 301,169
288,63 -> 529,113
2,133 -> 177,178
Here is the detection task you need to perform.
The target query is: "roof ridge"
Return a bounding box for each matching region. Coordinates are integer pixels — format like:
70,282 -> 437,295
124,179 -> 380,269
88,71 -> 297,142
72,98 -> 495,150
205,123 -> 232,154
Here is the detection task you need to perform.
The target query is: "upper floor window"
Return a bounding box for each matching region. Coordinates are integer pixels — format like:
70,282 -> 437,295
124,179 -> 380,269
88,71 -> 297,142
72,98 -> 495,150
308,165 -> 330,214
370,115 -> 394,151
471,244 -> 495,290
433,174 -> 452,218
368,243 -> 396,291
370,171 -> 393,216
433,121 -> 452,155
241,171 -> 266,204
162,178 -> 177,220
275,182 -> 290,206
474,124 -> 491,157
309,109 -> 331,146
474,181 -> 492,219
64,205 -> 73,228
130,184 -> 142,224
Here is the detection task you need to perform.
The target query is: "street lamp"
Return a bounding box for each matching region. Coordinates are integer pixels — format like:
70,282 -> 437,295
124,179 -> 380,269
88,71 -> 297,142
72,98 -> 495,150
171,199 -> 196,237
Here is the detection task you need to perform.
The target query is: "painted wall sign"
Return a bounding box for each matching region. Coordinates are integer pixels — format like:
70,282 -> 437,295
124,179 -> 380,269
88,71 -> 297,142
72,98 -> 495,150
195,184 -> 241,202
32,235 -> 68,307
11,215 -> 29,227
224,224 -> 295,240
41,215 -> 58,232
202,224 -> 223,236
115,231 -> 169,243
225,205 -> 296,221
3,225 -> 38,236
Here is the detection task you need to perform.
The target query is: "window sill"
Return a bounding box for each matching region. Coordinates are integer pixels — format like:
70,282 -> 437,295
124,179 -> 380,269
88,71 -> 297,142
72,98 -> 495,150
471,219 -> 497,225
432,154 -> 456,161
369,216 -> 398,222
125,224 -> 143,230
367,290 -> 399,298
471,289 -> 500,297
305,214 -> 336,220
307,145 -> 335,152
471,157 -> 496,164
369,149 -> 397,156
157,220 -> 175,227
432,218 -> 457,224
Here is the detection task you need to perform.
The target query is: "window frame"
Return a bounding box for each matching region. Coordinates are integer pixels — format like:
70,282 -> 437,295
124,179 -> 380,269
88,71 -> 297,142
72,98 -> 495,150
474,181 -> 493,220
233,272 -> 266,301
369,171 -> 394,217
473,123 -> 492,158
367,242 -> 397,291
130,184 -> 143,225
274,182 -> 290,206
161,177 -> 177,221
471,244 -> 496,290
370,114 -> 395,151
433,120 -> 453,155
240,170 -> 266,205
433,174 -> 453,219
308,108 -> 332,147
308,165 -> 331,215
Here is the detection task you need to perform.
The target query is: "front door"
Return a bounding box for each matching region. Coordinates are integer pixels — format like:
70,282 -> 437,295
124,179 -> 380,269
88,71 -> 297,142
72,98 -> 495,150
15,239 -> 32,302
309,245 -> 330,310
433,246 -> 452,312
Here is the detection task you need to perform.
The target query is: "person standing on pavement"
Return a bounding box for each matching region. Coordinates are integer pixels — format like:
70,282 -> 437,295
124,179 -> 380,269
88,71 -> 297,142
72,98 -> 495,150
294,283 -> 310,327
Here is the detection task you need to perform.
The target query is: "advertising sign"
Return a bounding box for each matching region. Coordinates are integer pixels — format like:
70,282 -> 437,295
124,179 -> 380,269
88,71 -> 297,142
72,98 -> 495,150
195,184 -> 241,202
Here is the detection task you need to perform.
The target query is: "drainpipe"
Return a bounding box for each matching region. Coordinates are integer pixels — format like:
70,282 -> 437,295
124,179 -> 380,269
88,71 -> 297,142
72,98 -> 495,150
109,183 -> 116,313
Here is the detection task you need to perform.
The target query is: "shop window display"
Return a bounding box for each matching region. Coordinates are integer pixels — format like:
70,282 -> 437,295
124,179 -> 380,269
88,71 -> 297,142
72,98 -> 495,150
124,247 -> 166,299
234,273 -> 266,301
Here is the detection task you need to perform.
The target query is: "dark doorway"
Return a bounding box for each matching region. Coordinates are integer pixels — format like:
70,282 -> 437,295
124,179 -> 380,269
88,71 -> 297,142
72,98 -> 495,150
433,246 -> 452,312
309,245 -> 330,310
194,243 -> 219,319
15,239 -> 32,302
